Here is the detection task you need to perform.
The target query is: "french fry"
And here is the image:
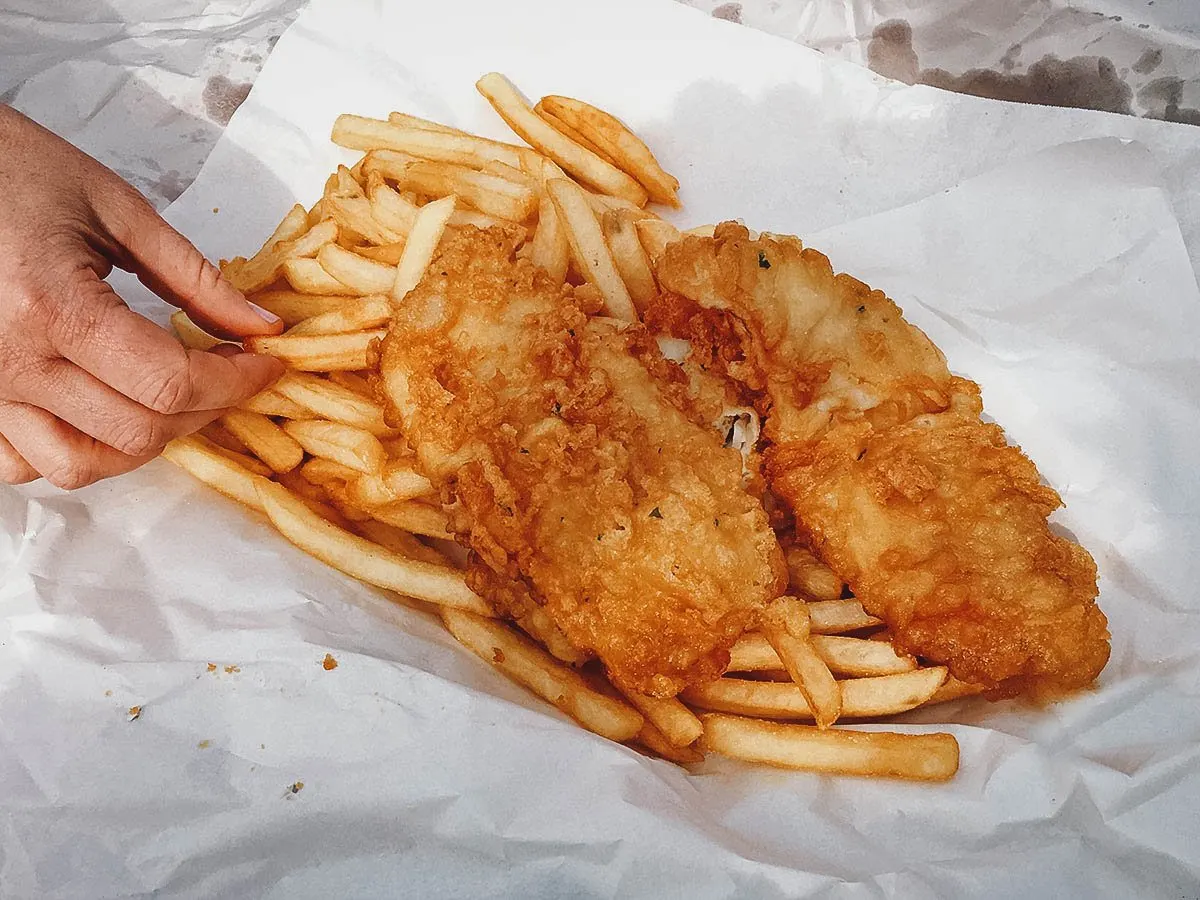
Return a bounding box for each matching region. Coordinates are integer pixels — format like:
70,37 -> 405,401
358,499 -> 450,538
283,419 -> 386,474
332,114 -> 525,169
761,598 -> 841,729
727,633 -> 917,678
698,714 -> 959,782
514,607 -> 590,666
170,311 -> 222,351
219,409 -> 304,474
476,73 -> 648,206
224,219 -> 339,294
350,464 -> 434,506
327,371 -> 374,398
189,434 -> 274,478
441,608 -> 643,742
533,102 -> 617,166
272,371 -> 393,435
248,290 -> 352,326
281,258 -> 360,296
395,161 -> 535,222
300,456 -> 358,487
600,209 -> 657,311
361,148 -> 419,186
786,546 -> 844,601
325,193 -> 403,246
220,203 -> 309,289
635,218 -> 682,264
537,95 -> 680,207
353,519 -> 449,567
317,243 -> 397,295
275,470 -> 357,530
446,208 -> 516,231
481,159 -> 538,192
161,436 -> 264,511
618,689 -> 703,748
808,599 -> 882,635
256,479 -> 490,614
392,194 -> 456,301
926,676 -> 988,705
386,111 -> 464,134
681,667 -> 948,721
530,193 -> 569,283
287,296 -> 392,336
245,330 -> 384,372
240,389 -> 311,419
198,422 -> 250,455
354,242 -> 406,266
636,720 -> 706,765
546,178 -> 636,321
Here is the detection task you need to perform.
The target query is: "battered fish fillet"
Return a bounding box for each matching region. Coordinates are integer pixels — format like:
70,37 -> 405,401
379,227 -> 786,697
653,222 -> 1109,696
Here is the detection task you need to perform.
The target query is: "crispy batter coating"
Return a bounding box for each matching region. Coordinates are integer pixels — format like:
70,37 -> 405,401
380,228 -> 786,697
654,222 -> 1108,696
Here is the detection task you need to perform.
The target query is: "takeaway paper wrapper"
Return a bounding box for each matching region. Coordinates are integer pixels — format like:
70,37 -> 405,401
2,0 -> 1199,896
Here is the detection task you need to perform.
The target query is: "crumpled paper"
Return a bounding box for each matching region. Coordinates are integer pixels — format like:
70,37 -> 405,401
2,0 -> 1200,896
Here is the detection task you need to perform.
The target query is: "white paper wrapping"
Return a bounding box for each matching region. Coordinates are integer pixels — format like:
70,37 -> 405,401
2,0 -> 1199,896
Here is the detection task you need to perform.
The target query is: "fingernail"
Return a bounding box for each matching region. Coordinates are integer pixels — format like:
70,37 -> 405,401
248,302 -> 281,324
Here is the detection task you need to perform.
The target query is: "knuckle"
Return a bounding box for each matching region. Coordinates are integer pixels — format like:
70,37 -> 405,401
136,360 -> 194,414
108,411 -> 165,458
44,455 -> 97,491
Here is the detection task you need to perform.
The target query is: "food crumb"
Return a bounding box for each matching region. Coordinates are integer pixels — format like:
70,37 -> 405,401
212,207 -> 219,214
289,781 -> 304,794
224,665 -> 240,674
207,663 -> 217,673
260,743 -> 266,750
127,706 -> 142,721
492,647 -> 506,664
104,690 -> 112,697
198,740 -> 211,749
322,653 -> 338,671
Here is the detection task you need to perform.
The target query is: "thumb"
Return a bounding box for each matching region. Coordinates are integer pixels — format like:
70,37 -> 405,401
96,188 -> 284,340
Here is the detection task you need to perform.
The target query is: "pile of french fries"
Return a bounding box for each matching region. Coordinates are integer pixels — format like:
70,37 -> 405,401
165,73 -> 975,782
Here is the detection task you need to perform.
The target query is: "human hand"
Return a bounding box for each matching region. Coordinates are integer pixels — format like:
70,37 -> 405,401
0,105 -> 285,490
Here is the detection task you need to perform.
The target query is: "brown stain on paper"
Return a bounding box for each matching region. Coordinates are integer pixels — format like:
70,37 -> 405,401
203,75 -> 252,126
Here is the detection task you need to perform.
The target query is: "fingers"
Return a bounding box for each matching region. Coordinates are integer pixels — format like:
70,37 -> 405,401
0,401 -> 154,490
50,272 -> 285,415
0,433 -> 37,485
8,357 -> 228,458
90,184 -> 284,340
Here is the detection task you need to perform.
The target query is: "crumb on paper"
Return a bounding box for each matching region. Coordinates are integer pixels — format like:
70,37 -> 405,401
198,740 -> 211,749
289,781 -> 304,794
207,663 -> 217,673
224,665 -> 240,674
260,743 -> 266,750
104,690 -> 112,697
322,653 -> 338,671
127,706 -> 142,721
212,207 -> 219,214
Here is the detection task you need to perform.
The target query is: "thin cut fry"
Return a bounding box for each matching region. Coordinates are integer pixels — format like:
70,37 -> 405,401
189,434 -> 273,478
300,456 -> 358,487
808,599 -> 883,635
170,311 -> 222,351
635,218 -> 682,264
283,419 -> 386,474
287,296 -> 392,336
248,290 -> 351,326
538,95 -> 680,206
681,667 -> 948,720
441,608 -> 643,742
396,161 -> 535,221
530,193 -> 569,283
350,464 -> 434,505
272,371 -> 393,435
161,436 -> 264,511
386,111 -> 464,135
256,479 -> 490,614
533,102 -> 617,166
927,676 -> 988,705
317,243 -> 397,295
224,219 -> 338,294
368,177 -> 420,235
392,194 -> 456,301
727,633 -> 917,678
355,242 -> 407,266
240,389 -> 311,419
325,193 -> 403,246
219,409 -> 304,474
514,607 -> 591,666
475,73 -> 648,206
332,114 -> 525,169
600,209 -> 657,311
353,519 -> 449,567
357,499 -> 450,538
245,330 -> 384,372
281,258 -> 360,296
546,178 -> 635,321
327,371 -> 374,398
618,688 -> 703,748
699,713 -> 959,782
762,598 -> 841,729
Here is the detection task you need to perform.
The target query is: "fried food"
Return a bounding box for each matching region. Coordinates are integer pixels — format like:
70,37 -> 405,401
379,227 -> 786,696
653,223 -> 1109,696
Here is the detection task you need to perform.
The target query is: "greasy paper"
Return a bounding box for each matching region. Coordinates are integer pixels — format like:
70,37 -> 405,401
2,0 -> 1199,896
